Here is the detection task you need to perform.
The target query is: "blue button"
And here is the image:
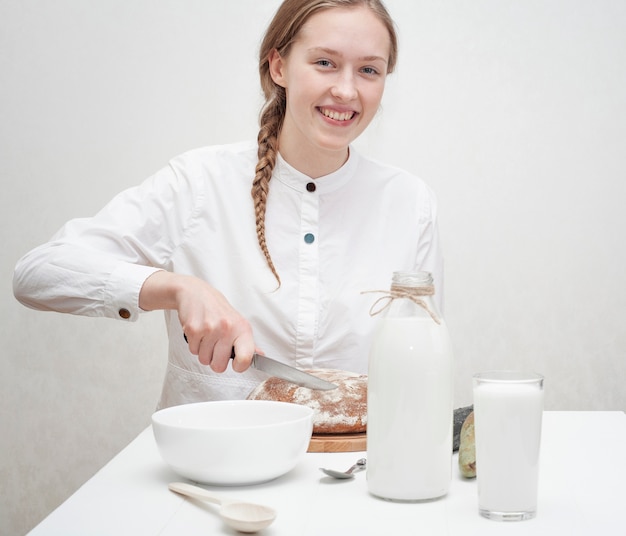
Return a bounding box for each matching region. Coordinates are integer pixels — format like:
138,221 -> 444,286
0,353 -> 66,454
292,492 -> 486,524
304,233 -> 315,244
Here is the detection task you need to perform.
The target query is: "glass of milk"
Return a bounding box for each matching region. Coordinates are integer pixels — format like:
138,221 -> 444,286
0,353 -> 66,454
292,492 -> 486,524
472,371 -> 544,521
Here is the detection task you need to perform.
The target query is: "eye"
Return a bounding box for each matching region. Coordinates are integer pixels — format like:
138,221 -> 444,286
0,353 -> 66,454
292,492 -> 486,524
316,59 -> 334,68
361,66 -> 380,76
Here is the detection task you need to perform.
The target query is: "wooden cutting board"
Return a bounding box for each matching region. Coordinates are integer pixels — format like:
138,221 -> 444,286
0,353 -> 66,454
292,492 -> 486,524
307,432 -> 366,453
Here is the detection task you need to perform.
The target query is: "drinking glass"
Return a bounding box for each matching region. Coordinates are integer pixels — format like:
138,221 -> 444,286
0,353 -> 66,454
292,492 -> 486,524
473,371 -> 544,521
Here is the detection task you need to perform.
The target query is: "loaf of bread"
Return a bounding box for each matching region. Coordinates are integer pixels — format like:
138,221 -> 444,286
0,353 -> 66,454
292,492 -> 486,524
247,368 -> 367,434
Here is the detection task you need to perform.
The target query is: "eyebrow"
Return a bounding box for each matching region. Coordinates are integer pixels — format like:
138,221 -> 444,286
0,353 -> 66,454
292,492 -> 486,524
308,46 -> 388,65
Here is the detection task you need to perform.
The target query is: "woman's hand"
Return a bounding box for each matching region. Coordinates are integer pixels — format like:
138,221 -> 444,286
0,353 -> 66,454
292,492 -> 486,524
139,271 -> 255,373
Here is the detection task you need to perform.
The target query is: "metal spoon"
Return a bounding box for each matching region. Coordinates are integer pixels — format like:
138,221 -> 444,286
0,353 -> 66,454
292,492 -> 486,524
169,482 -> 276,533
319,458 -> 367,479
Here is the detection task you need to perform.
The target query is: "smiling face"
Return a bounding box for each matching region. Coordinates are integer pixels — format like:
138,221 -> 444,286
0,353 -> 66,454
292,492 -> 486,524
268,6 -> 391,177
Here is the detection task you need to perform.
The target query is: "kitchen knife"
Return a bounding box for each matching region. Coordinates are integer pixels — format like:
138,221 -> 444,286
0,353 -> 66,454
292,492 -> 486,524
232,349 -> 338,391
183,333 -> 337,390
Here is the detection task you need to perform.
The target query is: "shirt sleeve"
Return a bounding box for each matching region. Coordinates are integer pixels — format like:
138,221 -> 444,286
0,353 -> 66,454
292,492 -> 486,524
13,160 -> 202,321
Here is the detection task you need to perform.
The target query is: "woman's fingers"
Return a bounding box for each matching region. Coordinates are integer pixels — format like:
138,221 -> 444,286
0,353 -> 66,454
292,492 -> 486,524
230,338 -> 256,373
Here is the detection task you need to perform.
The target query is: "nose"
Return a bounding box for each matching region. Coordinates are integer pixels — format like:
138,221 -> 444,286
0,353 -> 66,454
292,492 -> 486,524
330,70 -> 358,101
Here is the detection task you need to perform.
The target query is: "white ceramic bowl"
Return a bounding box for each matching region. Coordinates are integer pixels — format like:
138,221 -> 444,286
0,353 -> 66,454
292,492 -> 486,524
152,400 -> 314,485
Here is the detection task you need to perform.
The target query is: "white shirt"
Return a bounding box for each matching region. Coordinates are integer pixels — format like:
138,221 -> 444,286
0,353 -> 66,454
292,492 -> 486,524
13,141 -> 443,408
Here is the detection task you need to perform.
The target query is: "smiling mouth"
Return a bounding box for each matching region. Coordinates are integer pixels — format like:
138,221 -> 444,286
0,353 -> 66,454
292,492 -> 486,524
318,107 -> 356,122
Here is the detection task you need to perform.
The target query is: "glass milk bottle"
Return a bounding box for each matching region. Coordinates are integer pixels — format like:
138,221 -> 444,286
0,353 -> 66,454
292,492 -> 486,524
367,271 -> 454,501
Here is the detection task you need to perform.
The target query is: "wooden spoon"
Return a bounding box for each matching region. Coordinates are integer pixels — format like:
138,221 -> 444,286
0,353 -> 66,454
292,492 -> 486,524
169,482 -> 276,533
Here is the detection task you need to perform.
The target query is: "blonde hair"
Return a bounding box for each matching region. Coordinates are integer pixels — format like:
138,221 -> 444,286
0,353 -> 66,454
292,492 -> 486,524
252,0 -> 398,285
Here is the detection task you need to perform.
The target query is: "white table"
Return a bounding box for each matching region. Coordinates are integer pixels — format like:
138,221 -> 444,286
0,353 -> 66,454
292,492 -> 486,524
29,412 -> 626,535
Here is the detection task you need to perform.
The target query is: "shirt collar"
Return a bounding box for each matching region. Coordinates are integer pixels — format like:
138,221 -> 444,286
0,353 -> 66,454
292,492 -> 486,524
274,147 -> 359,194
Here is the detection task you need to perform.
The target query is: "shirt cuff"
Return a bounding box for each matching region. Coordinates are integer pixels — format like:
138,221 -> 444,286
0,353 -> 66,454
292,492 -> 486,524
103,263 -> 163,321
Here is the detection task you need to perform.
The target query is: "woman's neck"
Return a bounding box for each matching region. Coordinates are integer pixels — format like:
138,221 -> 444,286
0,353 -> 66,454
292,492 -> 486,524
277,138 -> 349,179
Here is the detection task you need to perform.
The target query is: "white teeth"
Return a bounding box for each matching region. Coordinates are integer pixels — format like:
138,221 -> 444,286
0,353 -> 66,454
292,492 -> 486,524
320,108 -> 355,121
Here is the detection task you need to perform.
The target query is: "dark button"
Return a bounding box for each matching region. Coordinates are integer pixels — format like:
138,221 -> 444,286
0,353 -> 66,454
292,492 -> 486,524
118,308 -> 131,319
304,233 -> 315,244
306,182 -> 316,192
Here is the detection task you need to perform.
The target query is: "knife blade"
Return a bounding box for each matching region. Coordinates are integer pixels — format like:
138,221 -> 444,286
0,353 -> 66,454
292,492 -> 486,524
231,349 -> 338,391
250,353 -> 338,391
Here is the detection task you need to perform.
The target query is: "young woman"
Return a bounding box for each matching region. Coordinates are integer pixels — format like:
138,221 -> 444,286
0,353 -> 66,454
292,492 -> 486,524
13,0 -> 442,408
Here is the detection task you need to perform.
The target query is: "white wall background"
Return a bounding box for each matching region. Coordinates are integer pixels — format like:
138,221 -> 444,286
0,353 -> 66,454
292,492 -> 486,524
1,1 -> 624,534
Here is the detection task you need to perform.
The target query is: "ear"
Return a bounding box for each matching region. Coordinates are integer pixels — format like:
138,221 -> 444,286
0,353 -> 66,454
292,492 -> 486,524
268,49 -> 287,88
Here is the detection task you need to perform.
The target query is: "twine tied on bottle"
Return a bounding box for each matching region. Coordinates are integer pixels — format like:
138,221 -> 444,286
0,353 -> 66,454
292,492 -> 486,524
362,284 -> 442,324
